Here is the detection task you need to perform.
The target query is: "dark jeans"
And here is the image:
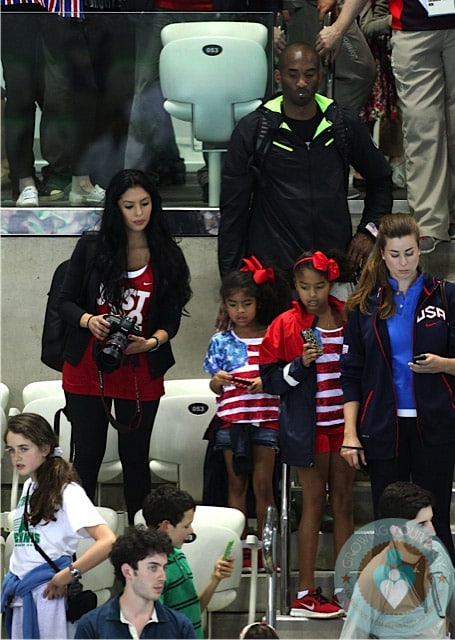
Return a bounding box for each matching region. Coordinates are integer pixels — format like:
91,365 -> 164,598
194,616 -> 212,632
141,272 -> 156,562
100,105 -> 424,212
368,417 -> 455,564
79,13 -> 136,186
1,7 -> 46,179
1,9 -> 97,180
65,392 -> 159,524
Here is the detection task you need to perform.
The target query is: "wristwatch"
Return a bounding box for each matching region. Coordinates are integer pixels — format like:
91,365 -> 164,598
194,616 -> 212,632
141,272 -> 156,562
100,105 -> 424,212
363,222 -> 379,239
69,563 -> 82,580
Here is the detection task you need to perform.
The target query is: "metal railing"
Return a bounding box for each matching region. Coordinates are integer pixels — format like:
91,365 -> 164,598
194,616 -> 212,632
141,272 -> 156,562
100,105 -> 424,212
262,504 -> 279,627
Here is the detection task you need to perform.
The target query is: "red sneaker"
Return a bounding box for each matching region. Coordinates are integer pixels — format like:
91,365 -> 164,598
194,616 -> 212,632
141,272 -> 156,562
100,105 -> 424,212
290,587 -> 345,619
332,593 -> 345,611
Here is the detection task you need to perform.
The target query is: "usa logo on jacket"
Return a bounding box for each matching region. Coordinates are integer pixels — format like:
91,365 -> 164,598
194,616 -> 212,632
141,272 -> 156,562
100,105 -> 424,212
416,305 -> 446,323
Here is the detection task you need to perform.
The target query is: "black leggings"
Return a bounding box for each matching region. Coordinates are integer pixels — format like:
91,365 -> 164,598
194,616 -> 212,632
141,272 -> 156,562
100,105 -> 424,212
65,392 -> 159,523
367,418 -> 455,564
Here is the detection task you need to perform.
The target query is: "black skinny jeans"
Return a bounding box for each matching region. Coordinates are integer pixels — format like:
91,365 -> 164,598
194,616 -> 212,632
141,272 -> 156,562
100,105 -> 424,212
367,417 -> 455,564
65,392 -> 159,524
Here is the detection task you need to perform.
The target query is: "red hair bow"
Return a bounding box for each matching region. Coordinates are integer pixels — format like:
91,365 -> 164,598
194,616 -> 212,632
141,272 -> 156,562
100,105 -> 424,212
293,251 -> 340,281
240,256 -> 275,284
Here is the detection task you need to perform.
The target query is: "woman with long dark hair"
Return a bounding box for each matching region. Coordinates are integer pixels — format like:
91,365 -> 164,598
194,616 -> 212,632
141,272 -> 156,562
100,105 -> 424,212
58,169 -> 192,523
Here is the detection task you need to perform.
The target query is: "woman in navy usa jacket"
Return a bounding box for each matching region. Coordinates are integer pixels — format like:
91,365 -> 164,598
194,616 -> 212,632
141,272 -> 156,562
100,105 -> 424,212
340,213 -> 455,562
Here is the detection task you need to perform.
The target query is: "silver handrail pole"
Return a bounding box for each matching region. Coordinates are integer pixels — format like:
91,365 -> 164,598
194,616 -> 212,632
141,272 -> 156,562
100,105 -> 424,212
280,462 -> 290,614
262,504 -> 278,628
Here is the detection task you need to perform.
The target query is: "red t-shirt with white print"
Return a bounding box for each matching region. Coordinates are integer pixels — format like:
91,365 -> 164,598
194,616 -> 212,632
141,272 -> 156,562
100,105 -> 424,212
63,262 -> 164,400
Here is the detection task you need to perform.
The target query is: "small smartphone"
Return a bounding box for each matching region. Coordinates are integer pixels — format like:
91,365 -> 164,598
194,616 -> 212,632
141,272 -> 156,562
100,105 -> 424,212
301,328 -> 323,355
231,376 -> 251,388
413,354 -> 427,363
222,539 -> 234,560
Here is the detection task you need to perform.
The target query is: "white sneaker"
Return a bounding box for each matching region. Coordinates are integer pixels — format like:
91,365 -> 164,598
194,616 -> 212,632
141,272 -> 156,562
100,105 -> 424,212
391,161 -> 406,189
69,184 -> 105,205
16,185 -> 39,207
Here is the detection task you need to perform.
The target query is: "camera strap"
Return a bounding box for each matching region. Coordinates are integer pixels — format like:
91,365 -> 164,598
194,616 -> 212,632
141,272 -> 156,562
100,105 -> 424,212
23,486 -> 61,572
97,369 -> 143,434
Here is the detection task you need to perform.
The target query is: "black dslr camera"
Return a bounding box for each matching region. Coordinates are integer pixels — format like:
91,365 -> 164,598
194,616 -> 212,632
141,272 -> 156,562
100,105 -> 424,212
95,314 -> 141,373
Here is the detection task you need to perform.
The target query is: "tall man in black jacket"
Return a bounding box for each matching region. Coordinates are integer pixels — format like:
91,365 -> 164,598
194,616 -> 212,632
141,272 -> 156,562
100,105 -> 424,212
218,43 -> 393,277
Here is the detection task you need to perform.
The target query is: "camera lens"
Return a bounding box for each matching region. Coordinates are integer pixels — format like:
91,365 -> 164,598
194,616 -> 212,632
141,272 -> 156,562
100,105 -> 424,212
96,333 -> 129,373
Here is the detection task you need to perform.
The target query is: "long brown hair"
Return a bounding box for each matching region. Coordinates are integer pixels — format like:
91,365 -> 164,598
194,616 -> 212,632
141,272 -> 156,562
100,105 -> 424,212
345,213 -> 421,319
5,413 -> 80,526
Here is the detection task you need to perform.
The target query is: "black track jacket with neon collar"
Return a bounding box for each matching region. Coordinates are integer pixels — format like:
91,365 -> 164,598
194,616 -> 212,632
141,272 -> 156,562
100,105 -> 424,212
218,93 -> 393,275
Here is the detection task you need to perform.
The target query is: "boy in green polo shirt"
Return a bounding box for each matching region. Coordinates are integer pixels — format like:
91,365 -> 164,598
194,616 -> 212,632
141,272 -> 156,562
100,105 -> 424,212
143,485 -> 235,639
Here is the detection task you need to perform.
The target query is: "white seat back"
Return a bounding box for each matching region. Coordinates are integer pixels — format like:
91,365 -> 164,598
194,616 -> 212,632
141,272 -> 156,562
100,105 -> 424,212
22,396 -> 73,460
149,381 -> 216,503
163,378 -> 211,396
161,21 -> 268,48
20,396 -> 122,498
22,380 -> 63,405
0,407 -> 7,438
0,406 -> 15,517
134,505 -> 245,534
159,22 -> 268,206
190,505 -> 245,537
160,33 -> 267,143
183,523 -> 242,603
75,507 -> 118,604
0,383 -> 10,411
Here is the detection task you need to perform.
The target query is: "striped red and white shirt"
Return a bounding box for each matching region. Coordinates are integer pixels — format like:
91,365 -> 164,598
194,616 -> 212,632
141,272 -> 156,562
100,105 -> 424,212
315,326 -> 344,428
216,337 -> 279,429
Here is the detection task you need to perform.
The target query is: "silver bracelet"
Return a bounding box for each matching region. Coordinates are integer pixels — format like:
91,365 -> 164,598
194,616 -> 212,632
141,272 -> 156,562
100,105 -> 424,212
149,335 -> 161,352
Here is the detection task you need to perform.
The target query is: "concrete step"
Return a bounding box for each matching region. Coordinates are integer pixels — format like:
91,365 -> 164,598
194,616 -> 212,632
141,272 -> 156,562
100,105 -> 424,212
210,610 -> 345,639
211,573 -> 344,640
225,569 -> 336,614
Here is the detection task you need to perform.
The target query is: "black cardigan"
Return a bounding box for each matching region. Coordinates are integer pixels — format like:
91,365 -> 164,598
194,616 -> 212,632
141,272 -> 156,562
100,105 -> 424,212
58,232 -> 185,379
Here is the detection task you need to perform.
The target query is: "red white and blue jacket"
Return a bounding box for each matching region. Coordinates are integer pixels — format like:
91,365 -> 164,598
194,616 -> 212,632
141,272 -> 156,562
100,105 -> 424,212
341,273 -> 455,461
259,296 -> 345,467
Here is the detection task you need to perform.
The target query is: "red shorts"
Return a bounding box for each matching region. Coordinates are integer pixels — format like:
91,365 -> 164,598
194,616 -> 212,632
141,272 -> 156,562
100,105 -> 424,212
315,425 -> 345,455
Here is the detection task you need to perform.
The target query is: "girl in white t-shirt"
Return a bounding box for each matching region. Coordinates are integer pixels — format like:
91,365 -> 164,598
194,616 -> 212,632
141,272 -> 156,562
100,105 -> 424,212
1,413 -> 116,639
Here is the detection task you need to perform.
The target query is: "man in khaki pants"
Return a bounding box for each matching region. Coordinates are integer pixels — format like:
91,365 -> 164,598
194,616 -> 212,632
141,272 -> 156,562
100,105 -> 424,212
315,0 -> 455,254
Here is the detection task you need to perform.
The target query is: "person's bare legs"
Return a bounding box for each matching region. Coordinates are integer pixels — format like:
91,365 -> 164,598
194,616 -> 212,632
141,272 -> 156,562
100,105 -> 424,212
224,449 -> 249,537
296,454 -> 329,589
251,444 -> 276,539
328,451 -> 355,562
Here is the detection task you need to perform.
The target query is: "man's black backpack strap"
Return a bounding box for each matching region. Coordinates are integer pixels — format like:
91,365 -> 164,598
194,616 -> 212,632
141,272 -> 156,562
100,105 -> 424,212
248,108 -> 274,185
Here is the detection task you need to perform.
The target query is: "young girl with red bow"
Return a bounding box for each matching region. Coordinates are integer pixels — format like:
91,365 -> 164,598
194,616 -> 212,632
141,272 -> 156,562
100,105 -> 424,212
260,250 -> 355,619
203,257 -> 290,557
